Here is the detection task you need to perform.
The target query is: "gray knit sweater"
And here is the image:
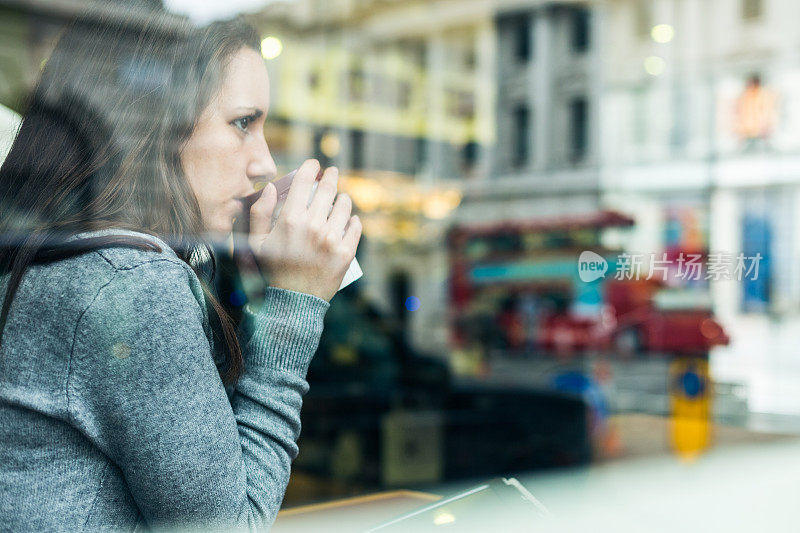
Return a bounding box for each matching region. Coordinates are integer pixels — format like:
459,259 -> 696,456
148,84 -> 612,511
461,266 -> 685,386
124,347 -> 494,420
0,228 -> 330,532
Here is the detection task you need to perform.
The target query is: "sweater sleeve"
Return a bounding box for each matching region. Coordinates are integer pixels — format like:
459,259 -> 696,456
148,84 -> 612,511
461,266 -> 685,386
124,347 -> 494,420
67,258 -> 329,532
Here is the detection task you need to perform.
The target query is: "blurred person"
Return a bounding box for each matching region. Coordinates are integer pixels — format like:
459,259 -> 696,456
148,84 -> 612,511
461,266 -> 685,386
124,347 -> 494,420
0,2 -> 361,531
735,74 -> 778,151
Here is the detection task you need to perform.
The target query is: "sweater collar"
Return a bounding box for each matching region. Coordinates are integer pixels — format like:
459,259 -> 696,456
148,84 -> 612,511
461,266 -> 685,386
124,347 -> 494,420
65,228 -> 177,257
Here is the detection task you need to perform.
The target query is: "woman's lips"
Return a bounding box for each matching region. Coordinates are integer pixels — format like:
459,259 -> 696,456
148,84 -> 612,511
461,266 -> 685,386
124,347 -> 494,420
242,189 -> 263,209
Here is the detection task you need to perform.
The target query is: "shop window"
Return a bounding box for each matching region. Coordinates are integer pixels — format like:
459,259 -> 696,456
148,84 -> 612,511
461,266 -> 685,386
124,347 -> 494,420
390,271 -> 412,338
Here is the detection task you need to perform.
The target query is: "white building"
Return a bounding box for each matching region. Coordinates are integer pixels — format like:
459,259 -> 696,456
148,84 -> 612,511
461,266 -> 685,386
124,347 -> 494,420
470,1 -> 603,223
599,0 -> 800,415
251,0 -> 800,395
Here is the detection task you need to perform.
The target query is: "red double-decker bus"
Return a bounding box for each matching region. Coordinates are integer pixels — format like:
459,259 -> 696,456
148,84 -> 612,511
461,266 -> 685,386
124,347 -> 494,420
446,210 -> 729,360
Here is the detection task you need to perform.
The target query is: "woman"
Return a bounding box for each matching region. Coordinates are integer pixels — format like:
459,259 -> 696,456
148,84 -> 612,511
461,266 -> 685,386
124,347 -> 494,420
0,4 -> 360,532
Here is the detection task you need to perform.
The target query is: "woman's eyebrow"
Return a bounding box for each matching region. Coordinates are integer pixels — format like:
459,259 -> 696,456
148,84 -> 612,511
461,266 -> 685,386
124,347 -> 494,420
234,106 -> 265,117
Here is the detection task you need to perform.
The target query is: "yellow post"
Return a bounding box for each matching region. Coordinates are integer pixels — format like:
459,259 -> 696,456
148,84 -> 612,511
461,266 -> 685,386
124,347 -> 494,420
669,356 -> 712,460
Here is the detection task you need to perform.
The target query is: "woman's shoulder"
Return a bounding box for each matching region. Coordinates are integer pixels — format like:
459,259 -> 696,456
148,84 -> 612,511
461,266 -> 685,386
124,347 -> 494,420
48,230 -> 212,340
64,228 -> 185,272
19,228 -> 203,320
63,228 -> 207,306
2,230 -> 209,361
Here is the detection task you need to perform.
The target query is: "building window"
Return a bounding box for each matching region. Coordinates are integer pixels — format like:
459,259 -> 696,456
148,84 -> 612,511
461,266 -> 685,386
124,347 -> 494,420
465,49 -> 477,70
312,128 -> 331,167
348,64 -> 366,102
741,213 -> 771,312
512,104 -> 530,168
569,97 -> 588,163
570,7 -> 591,53
350,130 -> 364,170
670,88 -> 689,153
742,0 -> 763,20
632,87 -> 647,148
462,141 -> 479,174
415,137 -> 428,174
634,0 -> 652,38
514,17 -> 532,62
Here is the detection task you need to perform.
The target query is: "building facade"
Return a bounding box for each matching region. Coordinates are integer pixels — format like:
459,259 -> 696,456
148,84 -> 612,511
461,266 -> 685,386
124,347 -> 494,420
4,0 -> 797,389
253,0 -> 505,353
600,0 -> 800,413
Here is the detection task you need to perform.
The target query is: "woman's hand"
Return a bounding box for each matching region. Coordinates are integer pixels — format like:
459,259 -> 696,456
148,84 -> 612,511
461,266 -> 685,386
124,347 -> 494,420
247,159 -> 362,302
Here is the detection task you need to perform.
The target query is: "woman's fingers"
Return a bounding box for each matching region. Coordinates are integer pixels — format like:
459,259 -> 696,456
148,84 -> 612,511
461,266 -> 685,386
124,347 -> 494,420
308,166 -> 338,221
342,215 -> 362,255
248,158 -> 362,302
249,182 -> 276,236
326,192 -> 352,237
283,159 -> 320,213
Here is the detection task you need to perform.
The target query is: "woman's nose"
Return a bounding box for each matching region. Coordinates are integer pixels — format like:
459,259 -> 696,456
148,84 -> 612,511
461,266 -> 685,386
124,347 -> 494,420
247,136 -> 277,185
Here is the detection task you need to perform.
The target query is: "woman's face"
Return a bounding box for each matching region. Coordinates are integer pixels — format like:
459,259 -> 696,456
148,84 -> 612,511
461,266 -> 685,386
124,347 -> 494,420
181,46 -> 277,237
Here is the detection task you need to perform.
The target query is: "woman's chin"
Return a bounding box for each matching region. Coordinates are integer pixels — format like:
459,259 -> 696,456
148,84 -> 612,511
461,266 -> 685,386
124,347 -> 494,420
203,219 -> 234,243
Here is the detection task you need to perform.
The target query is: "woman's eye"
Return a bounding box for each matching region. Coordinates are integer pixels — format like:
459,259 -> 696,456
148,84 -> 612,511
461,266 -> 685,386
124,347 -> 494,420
233,116 -> 252,132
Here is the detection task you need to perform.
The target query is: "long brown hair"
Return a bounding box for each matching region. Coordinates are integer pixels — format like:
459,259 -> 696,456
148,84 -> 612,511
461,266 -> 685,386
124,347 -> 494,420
0,4 -> 262,385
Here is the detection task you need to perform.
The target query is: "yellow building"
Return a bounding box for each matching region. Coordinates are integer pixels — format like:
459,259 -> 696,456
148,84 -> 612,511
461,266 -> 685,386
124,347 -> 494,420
250,0 -> 500,353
